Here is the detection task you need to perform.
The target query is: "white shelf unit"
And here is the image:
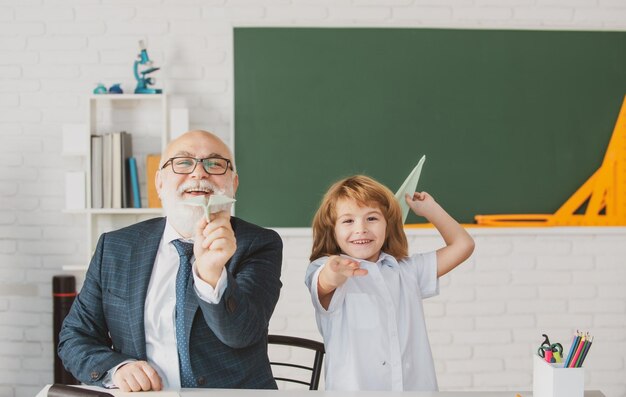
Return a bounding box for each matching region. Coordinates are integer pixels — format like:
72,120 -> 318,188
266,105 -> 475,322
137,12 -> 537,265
78,94 -> 169,263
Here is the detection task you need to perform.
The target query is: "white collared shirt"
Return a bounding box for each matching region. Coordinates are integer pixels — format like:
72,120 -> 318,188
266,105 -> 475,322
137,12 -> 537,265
139,220 -> 228,389
305,251 -> 439,391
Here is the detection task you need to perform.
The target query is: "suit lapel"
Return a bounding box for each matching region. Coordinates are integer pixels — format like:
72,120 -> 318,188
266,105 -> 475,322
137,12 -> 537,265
127,218 -> 166,359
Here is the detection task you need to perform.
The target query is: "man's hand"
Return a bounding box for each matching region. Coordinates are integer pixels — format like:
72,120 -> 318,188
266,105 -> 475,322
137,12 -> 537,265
193,210 -> 236,287
317,255 -> 367,310
113,361 -> 162,392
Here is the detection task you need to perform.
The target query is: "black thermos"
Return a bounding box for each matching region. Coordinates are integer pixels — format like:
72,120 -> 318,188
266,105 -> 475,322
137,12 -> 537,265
52,275 -> 79,384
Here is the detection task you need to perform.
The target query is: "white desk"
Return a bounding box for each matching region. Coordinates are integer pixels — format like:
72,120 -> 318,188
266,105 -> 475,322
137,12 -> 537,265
37,385 -> 606,397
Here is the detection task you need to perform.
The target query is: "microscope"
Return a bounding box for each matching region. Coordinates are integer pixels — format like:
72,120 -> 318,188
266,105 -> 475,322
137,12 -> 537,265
134,40 -> 162,94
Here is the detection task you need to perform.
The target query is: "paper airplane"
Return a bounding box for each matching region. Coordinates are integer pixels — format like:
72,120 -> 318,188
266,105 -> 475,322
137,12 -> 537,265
183,194 -> 236,221
394,155 -> 426,223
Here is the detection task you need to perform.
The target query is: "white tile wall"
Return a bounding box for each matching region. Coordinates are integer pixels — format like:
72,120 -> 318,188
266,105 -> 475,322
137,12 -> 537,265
1,1 -> 626,397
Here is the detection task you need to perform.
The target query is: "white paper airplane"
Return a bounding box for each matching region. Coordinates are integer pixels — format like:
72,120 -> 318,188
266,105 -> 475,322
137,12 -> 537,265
183,194 -> 236,221
394,155 -> 426,223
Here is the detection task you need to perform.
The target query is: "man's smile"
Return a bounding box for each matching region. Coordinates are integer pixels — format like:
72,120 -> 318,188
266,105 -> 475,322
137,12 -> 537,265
184,189 -> 212,196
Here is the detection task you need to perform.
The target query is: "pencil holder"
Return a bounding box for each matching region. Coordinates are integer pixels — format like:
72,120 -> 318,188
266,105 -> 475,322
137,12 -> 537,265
533,354 -> 584,397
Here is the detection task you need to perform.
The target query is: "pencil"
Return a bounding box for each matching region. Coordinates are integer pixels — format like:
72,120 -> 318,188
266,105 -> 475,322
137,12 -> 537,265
569,333 -> 586,368
576,335 -> 594,367
574,337 -> 588,367
564,331 -> 581,367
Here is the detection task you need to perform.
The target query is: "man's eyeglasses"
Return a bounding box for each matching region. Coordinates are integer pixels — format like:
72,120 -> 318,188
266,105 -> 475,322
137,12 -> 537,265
161,157 -> 233,175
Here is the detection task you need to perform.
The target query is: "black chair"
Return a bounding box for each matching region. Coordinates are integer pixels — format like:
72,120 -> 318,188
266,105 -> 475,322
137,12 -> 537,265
268,334 -> 325,390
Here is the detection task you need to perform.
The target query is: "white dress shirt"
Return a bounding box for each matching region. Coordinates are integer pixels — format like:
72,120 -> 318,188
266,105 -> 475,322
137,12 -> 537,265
305,251 -> 439,391
105,220 -> 228,389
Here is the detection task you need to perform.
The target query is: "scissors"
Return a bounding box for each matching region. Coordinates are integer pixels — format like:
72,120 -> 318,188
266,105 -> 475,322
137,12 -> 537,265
537,334 -> 563,363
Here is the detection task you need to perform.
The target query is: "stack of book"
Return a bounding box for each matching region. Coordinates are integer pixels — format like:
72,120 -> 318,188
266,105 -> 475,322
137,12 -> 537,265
90,131 -> 142,209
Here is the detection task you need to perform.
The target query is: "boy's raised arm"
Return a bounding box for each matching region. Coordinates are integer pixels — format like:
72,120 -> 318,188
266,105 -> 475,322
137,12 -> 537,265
406,192 -> 475,277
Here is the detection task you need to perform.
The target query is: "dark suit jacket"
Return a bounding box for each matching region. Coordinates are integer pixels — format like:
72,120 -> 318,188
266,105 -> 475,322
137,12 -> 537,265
58,216 -> 282,389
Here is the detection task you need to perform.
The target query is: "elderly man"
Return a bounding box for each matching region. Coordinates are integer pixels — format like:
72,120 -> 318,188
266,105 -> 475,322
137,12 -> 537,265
59,130 -> 282,391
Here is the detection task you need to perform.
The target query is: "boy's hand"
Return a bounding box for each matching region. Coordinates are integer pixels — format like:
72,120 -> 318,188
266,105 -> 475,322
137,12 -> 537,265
322,255 -> 368,286
317,256 -> 368,310
406,191 -> 437,218
406,192 -> 475,278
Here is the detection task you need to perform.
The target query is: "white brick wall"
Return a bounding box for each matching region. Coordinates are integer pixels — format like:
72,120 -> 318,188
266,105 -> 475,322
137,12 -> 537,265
1,1 -> 626,397
269,228 -> 626,395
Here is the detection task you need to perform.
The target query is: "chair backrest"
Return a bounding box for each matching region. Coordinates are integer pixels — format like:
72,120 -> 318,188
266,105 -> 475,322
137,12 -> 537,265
268,334 -> 325,390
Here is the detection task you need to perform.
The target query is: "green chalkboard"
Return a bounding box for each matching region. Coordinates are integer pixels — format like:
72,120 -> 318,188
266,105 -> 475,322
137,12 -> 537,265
234,28 -> 626,227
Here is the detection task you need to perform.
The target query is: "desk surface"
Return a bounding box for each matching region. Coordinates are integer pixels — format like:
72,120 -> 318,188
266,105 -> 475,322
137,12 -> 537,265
37,385 -> 606,397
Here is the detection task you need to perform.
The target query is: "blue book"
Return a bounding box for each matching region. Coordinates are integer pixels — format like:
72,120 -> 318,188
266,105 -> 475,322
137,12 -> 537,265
128,157 -> 141,208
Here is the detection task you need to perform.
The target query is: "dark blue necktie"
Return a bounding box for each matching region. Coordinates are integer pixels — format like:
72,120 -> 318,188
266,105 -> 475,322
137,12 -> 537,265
171,239 -> 195,388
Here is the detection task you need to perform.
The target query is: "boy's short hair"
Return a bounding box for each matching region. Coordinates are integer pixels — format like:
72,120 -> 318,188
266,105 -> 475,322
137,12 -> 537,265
310,175 -> 408,262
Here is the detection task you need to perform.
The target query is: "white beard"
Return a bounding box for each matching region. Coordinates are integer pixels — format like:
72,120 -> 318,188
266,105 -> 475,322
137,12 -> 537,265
160,178 -> 235,238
